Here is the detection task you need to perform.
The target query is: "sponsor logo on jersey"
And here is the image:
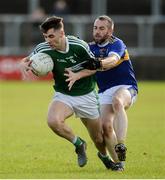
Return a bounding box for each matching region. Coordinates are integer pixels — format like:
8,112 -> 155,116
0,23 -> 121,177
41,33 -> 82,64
56,55 -> 77,64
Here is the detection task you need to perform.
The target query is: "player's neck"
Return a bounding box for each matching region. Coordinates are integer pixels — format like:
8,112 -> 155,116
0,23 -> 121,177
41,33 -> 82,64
56,36 -> 68,52
61,36 -> 67,51
55,36 -> 66,51
98,40 -> 109,47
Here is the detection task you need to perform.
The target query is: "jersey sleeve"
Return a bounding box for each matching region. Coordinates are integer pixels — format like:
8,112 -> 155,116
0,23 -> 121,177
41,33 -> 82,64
78,39 -> 95,59
108,39 -> 126,58
29,42 -> 51,58
28,46 -> 38,58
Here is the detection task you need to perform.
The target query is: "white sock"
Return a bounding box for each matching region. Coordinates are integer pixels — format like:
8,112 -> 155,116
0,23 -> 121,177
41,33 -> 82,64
72,136 -> 78,144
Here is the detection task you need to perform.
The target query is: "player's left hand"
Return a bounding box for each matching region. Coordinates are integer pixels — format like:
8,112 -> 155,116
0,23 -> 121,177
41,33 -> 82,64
64,68 -> 80,90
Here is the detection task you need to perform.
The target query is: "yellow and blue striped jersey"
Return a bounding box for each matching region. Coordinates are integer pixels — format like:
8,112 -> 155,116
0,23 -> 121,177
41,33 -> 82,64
89,36 -> 138,93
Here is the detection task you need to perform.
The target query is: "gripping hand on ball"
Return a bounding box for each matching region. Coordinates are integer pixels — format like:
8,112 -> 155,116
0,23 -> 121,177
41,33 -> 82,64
20,57 -> 33,79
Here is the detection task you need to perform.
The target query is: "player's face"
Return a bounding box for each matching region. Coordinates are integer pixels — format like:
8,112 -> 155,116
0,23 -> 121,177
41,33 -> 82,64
43,28 -> 64,49
93,19 -> 113,44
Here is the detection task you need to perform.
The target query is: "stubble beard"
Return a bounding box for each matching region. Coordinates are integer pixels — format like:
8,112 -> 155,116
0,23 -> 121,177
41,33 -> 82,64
94,33 -> 110,45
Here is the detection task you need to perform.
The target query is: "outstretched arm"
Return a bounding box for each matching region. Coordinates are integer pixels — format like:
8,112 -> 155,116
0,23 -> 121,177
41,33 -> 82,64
100,54 -> 120,70
84,54 -> 120,71
69,54 -> 120,72
64,68 -> 96,90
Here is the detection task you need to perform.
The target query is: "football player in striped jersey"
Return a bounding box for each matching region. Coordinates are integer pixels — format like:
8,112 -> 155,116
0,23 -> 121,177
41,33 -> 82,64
65,15 -> 138,170
89,15 -> 138,170
20,16 -> 121,170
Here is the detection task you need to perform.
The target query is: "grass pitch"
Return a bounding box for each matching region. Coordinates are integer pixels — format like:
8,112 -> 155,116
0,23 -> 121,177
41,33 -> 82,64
0,81 -> 165,179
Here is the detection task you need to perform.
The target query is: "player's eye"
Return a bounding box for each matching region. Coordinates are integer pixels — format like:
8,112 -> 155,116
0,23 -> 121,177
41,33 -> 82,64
48,35 -> 55,38
100,27 -> 105,30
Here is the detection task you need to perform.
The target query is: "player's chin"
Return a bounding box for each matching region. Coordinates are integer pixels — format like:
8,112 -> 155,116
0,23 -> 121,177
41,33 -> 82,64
94,37 -> 102,44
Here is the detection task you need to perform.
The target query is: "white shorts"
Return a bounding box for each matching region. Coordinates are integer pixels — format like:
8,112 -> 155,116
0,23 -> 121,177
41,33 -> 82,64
53,91 -> 100,119
98,85 -> 137,105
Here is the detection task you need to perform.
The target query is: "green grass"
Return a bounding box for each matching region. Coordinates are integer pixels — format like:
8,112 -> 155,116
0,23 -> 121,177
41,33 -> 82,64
0,81 -> 165,179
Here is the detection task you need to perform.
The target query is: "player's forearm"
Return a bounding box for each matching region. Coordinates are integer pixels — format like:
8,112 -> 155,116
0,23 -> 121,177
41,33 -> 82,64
101,55 -> 119,70
76,69 -> 96,80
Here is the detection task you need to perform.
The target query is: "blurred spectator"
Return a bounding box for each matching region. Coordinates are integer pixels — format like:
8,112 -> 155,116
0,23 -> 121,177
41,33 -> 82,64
30,7 -> 46,45
52,0 -> 70,15
30,7 -> 46,21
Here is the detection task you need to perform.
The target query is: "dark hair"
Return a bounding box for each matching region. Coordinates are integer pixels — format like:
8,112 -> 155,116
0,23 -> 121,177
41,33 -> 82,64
39,16 -> 63,33
97,15 -> 114,29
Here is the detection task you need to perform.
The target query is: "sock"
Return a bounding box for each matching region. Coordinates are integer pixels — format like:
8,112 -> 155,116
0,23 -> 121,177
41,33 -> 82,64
72,136 -> 82,147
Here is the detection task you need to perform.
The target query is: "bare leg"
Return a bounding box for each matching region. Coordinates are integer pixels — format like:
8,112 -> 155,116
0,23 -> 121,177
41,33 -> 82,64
101,105 -> 119,162
81,117 -> 123,170
47,100 -> 75,142
47,100 -> 88,167
112,88 -> 131,144
81,117 -> 107,155
113,109 -> 128,143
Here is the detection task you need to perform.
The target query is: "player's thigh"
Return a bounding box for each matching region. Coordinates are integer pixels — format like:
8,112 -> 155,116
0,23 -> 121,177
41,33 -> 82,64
47,100 -> 73,122
113,88 -> 132,109
100,104 -> 115,123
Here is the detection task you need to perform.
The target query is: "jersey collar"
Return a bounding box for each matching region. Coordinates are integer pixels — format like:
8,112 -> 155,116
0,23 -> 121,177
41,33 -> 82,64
97,41 -> 109,47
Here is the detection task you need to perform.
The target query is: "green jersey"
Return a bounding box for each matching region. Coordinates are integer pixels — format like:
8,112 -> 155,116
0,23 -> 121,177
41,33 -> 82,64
31,35 -> 96,96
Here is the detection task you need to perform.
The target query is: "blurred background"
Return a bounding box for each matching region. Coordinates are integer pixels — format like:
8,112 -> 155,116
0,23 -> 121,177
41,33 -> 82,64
0,0 -> 165,80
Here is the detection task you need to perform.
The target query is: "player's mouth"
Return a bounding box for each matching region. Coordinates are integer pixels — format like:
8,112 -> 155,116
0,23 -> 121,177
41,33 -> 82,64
95,34 -> 101,37
94,34 -> 102,39
49,44 -> 55,48
94,36 -> 101,41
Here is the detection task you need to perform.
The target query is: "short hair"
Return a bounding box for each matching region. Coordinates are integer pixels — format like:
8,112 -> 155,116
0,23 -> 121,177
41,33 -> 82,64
39,16 -> 63,33
96,15 -> 114,29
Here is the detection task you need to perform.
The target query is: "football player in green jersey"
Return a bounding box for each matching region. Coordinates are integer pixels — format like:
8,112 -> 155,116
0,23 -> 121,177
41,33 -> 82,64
20,16 -> 121,170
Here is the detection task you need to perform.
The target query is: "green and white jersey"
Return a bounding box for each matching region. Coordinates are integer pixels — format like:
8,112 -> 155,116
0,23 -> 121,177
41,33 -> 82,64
30,35 -> 96,96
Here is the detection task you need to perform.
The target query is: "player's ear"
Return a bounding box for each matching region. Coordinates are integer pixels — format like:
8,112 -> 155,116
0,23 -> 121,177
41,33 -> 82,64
60,29 -> 65,37
108,27 -> 113,35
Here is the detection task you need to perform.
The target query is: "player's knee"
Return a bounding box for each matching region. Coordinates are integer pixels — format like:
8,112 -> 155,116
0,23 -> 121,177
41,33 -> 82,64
47,115 -> 63,133
112,96 -> 124,112
103,123 -> 113,138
